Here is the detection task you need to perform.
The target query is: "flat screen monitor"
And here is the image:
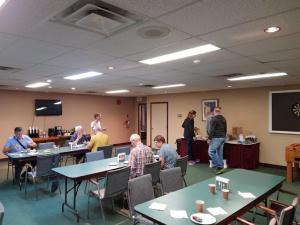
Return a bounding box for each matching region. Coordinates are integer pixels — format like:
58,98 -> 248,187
35,99 -> 62,116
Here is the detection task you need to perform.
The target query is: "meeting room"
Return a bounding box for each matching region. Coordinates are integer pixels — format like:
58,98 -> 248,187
0,1 -> 300,225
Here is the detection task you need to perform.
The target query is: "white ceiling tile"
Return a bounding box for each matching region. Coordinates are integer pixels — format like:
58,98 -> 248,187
0,0 -> 76,35
158,0 -> 300,35
45,49 -> 115,68
0,38 -> 73,64
229,33 -> 300,56
24,21 -> 105,48
252,49 -> 300,63
86,20 -> 190,57
199,9 -> 300,48
0,32 -> 19,51
100,0 -> 196,17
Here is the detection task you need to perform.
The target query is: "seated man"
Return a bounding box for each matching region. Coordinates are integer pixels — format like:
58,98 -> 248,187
154,135 -> 177,169
70,125 -> 89,145
87,128 -> 109,152
3,127 -> 37,182
128,134 -> 153,178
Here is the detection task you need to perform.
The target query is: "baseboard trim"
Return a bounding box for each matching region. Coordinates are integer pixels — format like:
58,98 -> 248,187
259,163 -> 285,170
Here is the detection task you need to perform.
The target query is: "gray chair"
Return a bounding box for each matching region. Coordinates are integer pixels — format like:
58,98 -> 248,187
6,158 -> 15,182
237,205 -> 295,225
115,146 -> 131,156
160,167 -> 183,194
176,155 -> 188,187
87,166 -> 131,219
0,201 -> 4,225
97,145 -> 113,159
38,142 -> 55,150
128,174 -> 154,225
143,161 -> 161,196
24,154 -> 61,199
86,151 -> 104,162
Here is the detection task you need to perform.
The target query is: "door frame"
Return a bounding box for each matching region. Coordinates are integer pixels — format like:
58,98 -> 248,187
150,102 -> 168,147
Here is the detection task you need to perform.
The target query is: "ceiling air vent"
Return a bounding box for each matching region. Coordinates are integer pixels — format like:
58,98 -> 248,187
85,91 -> 98,94
0,66 -> 20,72
215,73 -> 243,79
51,0 -> 145,36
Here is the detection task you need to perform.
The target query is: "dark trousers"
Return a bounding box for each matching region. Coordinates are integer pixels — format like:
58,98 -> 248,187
186,137 -> 193,160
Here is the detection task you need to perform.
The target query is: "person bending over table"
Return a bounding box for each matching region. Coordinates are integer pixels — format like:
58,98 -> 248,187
87,128 -> 109,152
128,134 -> 153,178
3,127 -> 37,182
154,135 -> 177,169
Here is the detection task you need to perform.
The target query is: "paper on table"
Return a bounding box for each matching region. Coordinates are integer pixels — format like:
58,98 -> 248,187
238,191 -> 256,198
207,207 -> 228,216
149,202 -> 167,211
170,210 -> 188,218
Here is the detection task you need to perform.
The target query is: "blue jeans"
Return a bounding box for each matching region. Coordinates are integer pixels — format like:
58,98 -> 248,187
186,137 -> 193,160
208,138 -> 225,168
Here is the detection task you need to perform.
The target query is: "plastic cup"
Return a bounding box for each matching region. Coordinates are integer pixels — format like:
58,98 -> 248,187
208,184 -> 216,194
195,200 -> 205,212
222,189 -> 229,199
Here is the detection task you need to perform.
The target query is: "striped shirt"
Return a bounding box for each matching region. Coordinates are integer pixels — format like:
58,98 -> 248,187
128,143 -> 153,178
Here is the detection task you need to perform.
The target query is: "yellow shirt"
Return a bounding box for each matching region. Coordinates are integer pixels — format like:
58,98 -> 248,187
89,132 -> 109,152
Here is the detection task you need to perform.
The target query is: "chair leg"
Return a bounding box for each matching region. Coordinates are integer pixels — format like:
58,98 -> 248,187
6,162 -> 9,180
33,177 -> 38,200
24,171 -> 28,195
87,193 -> 91,218
99,198 -> 105,220
183,176 -> 187,187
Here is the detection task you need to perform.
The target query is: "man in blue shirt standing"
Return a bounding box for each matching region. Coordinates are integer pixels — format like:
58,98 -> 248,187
154,135 -> 177,169
3,127 -> 37,153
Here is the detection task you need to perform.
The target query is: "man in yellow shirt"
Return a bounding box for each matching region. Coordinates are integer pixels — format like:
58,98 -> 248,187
87,128 -> 109,152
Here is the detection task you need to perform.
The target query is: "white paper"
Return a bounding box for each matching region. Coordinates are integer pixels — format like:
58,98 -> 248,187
207,207 -> 228,216
149,202 -> 167,211
238,191 -> 256,198
170,210 -> 188,218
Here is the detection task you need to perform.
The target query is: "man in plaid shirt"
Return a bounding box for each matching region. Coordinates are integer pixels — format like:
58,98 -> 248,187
128,134 -> 153,178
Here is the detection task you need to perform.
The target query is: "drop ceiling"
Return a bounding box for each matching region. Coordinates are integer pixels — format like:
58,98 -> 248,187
0,0 -> 299,96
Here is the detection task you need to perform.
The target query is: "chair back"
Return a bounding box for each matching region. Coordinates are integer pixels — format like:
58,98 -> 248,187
0,201 -> 4,225
36,154 -> 60,177
86,151 -> 104,162
128,174 -> 154,217
277,205 -> 294,225
143,161 -> 161,185
97,145 -> 113,159
176,155 -> 188,177
115,146 -> 130,156
160,167 -> 183,194
104,166 -> 131,198
38,142 -> 55,150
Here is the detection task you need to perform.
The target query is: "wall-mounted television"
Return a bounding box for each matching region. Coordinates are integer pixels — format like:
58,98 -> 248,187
35,99 -> 62,116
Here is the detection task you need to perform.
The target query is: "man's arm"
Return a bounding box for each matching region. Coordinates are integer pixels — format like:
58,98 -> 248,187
3,146 -> 11,154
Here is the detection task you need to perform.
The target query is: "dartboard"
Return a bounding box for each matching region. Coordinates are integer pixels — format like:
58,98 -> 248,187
291,103 -> 300,117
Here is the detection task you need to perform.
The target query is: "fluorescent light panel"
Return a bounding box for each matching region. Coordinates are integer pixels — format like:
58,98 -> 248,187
105,90 -> 129,94
0,0 -> 7,8
64,71 -> 103,80
26,82 -> 50,88
140,44 -> 220,65
153,84 -> 186,89
227,72 -> 287,81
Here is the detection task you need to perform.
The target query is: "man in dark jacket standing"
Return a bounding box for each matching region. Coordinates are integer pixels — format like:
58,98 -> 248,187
207,107 -> 227,174
182,110 -> 196,165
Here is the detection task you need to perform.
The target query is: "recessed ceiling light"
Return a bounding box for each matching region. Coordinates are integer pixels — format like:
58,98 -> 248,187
64,71 -> 103,80
264,26 -> 280,33
46,79 -> 52,83
105,90 -> 129,94
152,84 -> 186,89
25,82 -> 50,88
108,66 -> 115,70
193,59 -> 201,64
0,0 -> 7,8
140,44 -> 220,65
227,72 -> 287,81
139,83 -> 144,86
48,86 -> 52,89
71,87 -> 76,90
227,85 -> 232,88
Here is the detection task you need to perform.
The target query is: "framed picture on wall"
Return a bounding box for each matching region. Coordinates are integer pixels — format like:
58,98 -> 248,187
202,99 -> 218,121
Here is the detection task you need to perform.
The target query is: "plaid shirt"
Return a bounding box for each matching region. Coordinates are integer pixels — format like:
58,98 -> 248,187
128,143 -> 153,178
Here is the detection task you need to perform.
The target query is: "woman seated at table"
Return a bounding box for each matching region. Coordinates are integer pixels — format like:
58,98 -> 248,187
154,135 -> 177,169
70,125 -> 89,145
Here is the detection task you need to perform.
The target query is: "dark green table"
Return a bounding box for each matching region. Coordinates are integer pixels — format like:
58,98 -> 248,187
135,169 -> 284,225
52,157 -> 127,222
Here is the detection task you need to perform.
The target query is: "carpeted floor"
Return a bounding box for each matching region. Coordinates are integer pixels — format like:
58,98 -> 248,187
0,160 -> 299,225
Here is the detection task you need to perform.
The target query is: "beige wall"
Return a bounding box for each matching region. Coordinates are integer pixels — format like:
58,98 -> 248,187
147,85 -> 300,166
0,90 -> 136,150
